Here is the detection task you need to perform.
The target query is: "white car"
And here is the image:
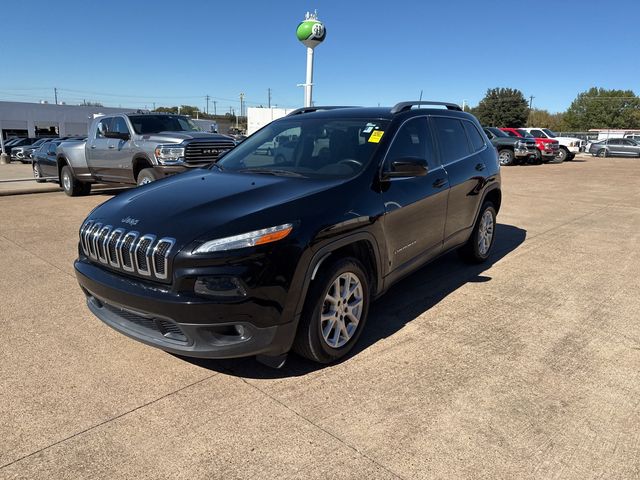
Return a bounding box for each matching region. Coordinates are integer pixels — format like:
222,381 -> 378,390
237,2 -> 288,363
523,128 -> 584,162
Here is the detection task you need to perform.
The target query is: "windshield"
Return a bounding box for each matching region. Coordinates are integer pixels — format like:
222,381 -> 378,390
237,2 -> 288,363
217,117 -> 390,179
487,127 -> 507,137
127,115 -> 201,134
32,138 -> 48,147
515,129 -> 534,138
542,128 -> 557,138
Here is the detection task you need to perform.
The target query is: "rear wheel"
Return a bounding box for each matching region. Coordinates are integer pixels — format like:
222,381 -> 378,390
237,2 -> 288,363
458,201 -> 497,264
597,149 -> 607,158
566,153 -> 575,161
293,258 -> 370,364
498,149 -> 515,166
137,168 -> 160,186
61,165 -> 91,196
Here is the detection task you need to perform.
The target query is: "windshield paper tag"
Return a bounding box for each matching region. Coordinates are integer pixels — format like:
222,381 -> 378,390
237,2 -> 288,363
368,131 -> 384,143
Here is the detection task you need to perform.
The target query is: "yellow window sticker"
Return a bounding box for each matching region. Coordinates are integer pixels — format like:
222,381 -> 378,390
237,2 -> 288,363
368,130 -> 384,143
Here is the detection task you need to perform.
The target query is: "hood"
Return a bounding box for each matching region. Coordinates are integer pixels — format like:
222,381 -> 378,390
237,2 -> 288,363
555,136 -> 582,144
139,132 -> 234,144
88,169 -> 345,248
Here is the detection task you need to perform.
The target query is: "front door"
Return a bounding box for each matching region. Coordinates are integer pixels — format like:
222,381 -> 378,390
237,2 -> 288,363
86,117 -> 113,179
380,117 -> 449,274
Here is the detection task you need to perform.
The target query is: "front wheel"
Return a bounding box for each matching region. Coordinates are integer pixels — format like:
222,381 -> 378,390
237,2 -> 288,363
293,258 -> 370,364
61,165 -> 91,196
556,147 -> 568,162
33,163 -> 45,183
137,168 -> 160,186
597,149 -> 607,158
498,149 -> 515,166
458,201 -> 497,264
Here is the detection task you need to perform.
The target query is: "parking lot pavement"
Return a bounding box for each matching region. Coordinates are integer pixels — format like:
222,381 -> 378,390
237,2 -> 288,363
1,155 -> 639,479
0,163 -> 60,196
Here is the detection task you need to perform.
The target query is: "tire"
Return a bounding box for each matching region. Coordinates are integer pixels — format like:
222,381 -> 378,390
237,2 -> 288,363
274,154 -> 286,165
293,257 -> 370,364
532,150 -> 543,164
597,149 -> 607,158
556,147 -> 568,162
33,163 -> 45,183
137,167 -> 160,186
458,201 -> 497,264
566,153 -> 575,161
61,165 -> 91,196
498,149 -> 515,166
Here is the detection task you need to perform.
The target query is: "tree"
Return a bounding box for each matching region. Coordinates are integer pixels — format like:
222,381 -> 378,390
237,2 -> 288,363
563,87 -> 640,130
473,88 -> 529,127
527,109 -> 567,131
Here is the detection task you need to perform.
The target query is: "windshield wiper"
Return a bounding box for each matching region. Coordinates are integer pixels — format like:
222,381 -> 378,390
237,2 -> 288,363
238,168 -> 306,178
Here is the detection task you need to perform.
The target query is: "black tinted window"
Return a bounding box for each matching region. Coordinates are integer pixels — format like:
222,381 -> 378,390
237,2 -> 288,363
433,117 -> 471,163
464,121 -> 485,152
608,139 -> 621,145
530,129 -> 545,138
47,142 -> 57,155
128,115 -> 199,134
386,117 -> 435,168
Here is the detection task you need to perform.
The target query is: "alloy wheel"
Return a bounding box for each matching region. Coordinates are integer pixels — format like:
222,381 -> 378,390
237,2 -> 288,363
320,272 -> 364,348
478,210 -> 495,256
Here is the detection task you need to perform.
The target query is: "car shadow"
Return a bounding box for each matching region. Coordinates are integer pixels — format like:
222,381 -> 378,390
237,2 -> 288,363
179,223 -> 527,379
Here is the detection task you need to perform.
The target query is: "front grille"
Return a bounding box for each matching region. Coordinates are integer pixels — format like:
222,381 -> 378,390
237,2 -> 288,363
103,303 -> 187,342
80,221 -> 175,282
184,140 -> 235,164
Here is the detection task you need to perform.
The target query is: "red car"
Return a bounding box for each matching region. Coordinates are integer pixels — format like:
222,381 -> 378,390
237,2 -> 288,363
500,128 -> 560,163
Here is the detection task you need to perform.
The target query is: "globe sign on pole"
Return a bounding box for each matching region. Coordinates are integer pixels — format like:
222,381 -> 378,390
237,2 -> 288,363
296,11 -> 326,107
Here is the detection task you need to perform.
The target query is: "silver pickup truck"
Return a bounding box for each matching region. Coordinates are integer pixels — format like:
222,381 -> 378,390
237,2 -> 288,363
54,112 -> 235,196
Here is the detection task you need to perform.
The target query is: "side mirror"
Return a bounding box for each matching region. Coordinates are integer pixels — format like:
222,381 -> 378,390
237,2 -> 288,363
382,157 -> 428,179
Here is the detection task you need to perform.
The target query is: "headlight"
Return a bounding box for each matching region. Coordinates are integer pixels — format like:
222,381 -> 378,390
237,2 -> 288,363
154,145 -> 185,164
193,223 -> 293,253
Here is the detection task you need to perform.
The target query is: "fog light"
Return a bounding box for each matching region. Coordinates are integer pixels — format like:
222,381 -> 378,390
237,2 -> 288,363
194,276 -> 247,298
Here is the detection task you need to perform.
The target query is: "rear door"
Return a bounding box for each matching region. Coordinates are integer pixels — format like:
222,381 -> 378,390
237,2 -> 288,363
433,116 -> 490,248
380,116 -> 449,274
41,141 -> 59,177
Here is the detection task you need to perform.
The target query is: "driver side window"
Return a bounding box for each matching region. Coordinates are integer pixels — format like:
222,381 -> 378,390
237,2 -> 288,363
385,117 -> 433,171
95,118 -> 112,139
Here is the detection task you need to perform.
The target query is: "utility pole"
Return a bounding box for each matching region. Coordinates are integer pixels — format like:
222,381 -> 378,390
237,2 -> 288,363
268,88 -> 271,108
529,95 -> 535,109
205,95 -> 210,115
213,101 -> 217,116
54,87 -> 58,105
239,92 -> 245,118
152,102 -> 156,111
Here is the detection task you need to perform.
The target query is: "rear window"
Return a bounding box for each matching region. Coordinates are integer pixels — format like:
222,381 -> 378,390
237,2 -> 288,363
433,117 -> 471,163
463,121 -> 485,152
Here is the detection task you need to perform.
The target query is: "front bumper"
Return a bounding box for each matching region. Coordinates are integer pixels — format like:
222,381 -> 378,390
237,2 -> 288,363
75,260 -> 298,359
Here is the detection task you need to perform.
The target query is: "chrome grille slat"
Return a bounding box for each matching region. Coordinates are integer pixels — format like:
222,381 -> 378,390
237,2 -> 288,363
96,226 -> 112,263
89,223 -> 103,259
107,229 -> 125,267
134,235 -> 156,276
119,231 -> 139,272
152,238 -> 175,280
184,140 -> 235,163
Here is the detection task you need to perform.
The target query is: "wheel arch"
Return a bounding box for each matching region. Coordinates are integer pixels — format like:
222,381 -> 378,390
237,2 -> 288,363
56,156 -> 70,182
295,232 -> 383,318
132,154 -> 153,181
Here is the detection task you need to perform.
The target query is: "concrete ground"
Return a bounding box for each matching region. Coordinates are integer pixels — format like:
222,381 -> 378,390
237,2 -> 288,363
0,154 -> 638,479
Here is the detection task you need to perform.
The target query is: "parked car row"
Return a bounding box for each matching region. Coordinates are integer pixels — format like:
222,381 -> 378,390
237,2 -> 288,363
588,138 -> 640,157
1,136 -> 64,163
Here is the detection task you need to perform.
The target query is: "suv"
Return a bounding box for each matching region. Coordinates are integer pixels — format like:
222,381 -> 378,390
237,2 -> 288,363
483,127 -> 537,166
75,101 -> 502,366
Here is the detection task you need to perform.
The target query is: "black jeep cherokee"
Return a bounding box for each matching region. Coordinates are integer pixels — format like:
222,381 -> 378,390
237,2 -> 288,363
75,101 -> 501,366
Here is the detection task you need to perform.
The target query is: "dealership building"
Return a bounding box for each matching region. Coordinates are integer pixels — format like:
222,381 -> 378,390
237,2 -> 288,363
0,101 -> 135,141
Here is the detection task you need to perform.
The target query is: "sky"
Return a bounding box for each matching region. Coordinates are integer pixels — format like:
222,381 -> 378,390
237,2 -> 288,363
1,0 -> 638,114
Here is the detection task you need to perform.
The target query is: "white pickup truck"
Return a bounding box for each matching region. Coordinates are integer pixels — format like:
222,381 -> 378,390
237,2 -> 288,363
522,128 -> 584,162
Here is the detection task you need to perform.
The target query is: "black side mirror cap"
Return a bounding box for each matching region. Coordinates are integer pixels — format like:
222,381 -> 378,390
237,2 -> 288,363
382,157 -> 428,180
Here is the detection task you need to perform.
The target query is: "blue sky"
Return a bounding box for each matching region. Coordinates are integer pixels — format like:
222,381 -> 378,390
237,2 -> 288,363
1,0 -> 638,113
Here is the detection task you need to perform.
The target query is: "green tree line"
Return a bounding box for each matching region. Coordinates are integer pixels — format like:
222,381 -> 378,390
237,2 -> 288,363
469,87 -> 640,131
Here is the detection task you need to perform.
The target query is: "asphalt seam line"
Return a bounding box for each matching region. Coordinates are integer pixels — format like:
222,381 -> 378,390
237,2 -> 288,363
0,373 -> 219,470
233,374 -> 408,480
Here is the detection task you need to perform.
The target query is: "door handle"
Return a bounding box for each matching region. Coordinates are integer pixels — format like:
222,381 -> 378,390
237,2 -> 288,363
108,145 -> 116,149
432,178 -> 447,188
475,163 -> 486,171
90,145 -> 97,149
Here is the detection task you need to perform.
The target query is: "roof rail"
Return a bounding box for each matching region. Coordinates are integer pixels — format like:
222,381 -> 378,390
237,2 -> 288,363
286,106 -> 358,116
390,101 -> 462,114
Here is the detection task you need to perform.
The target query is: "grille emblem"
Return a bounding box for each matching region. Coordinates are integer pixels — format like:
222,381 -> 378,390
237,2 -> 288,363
121,216 -> 139,226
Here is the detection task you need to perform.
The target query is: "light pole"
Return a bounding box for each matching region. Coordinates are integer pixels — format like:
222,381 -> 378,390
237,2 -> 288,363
296,11 -> 326,108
